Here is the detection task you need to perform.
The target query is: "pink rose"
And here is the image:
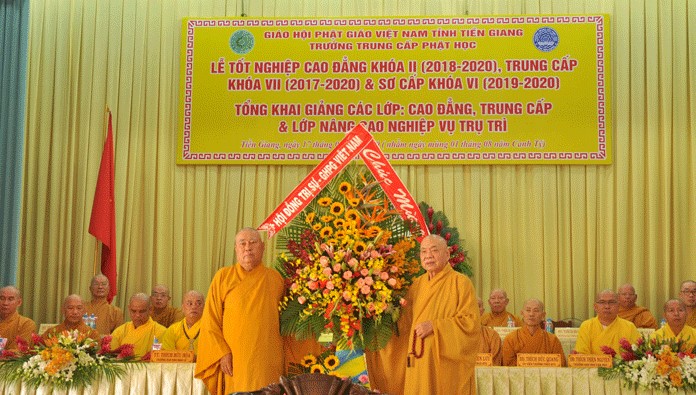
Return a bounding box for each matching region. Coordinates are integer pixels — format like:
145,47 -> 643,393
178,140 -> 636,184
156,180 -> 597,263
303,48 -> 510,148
388,278 -> 397,286
298,296 -> 307,304
343,291 -> 352,301
356,278 -> 365,288
361,285 -> 371,295
364,277 -> 374,286
290,282 -> 299,291
343,271 -> 353,280
319,256 -> 330,267
399,298 -> 407,306
323,268 -> 333,277
326,281 -> 335,290
370,250 -> 380,259
360,268 -> 370,276
380,272 -> 389,280
333,264 -> 342,272
358,374 -> 370,384
308,281 -> 318,290
348,258 -> 358,267
390,266 -> 398,273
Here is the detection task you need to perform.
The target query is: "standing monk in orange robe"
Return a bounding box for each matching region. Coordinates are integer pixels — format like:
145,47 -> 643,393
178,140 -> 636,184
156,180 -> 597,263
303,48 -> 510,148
403,235 -> 480,395
679,280 -> 696,327
195,228 -> 285,395
617,283 -> 658,329
502,299 -> 565,366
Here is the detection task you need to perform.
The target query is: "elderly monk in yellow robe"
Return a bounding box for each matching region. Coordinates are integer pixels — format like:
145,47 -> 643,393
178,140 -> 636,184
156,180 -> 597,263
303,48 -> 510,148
403,235 -> 480,395
84,274 -> 124,335
481,289 -> 522,327
43,294 -> 99,340
110,293 -> 166,358
477,297 -> 502,365
195,228 -> 285,395
162,290 -> 204,354
679,280 -> 696,327
150,284 -> 184,328
502,299 -> 565,366
617,283 -> 658,329
575,289 -> 640,355
651,299 -> 696,352
0,286 -> 36,350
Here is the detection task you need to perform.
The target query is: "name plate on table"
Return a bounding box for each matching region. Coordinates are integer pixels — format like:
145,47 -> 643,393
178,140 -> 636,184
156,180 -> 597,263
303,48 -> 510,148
517,353 -> 563,367
553,327 -> 579,340
476,353 -> 493,366
567,354 -> 612,368
493,327 -> 519,340
151,350 -> 195,363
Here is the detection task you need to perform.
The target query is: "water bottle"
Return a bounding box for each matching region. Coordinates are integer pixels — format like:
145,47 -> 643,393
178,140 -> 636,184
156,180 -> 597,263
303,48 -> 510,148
89,313 -> 97,329
545,318 -> 554,333
660,318 -> 666,328
507,316 -> 515,328
152,337 -> 162,351
83,313 -> 89,326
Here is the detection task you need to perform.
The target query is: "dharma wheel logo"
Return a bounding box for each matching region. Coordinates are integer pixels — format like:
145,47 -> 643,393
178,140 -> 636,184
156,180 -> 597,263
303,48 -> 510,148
229,30 -> 254,55
533,27 -> 559,52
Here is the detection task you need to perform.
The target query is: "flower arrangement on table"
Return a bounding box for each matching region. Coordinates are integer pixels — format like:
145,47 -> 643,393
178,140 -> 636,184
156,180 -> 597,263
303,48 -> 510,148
275,165 -> 422,351
0,331 -> 139,390
598,336 -> 696,392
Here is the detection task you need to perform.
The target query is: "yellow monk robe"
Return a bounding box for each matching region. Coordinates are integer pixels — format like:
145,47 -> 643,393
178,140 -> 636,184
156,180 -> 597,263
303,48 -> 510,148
687,310 -> 696,328
151,305 -> 184,328
195,264 -> 284,395
618,305 -> 658,329
84,299 -> 124,336
574,316 -> 640,355
403,265 -> 480,395
479,325 -> 503,366
110,317 -> 166,358
42,321 -> 100,341
651,324 -> 696,352
501,326 -> 566,366
0,311 -> 36,350
365,296 -> 412,395
481,310 -> 522,327
161,318 -> 200,353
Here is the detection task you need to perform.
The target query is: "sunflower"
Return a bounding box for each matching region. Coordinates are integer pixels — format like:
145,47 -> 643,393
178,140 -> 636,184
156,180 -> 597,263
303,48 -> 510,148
320,226 -> 334,238
305,212 -> 316,224
334,230 -> 346,239
365,225 -> 381,238
301,354 -> 317,367
330,202 -> 345,216
338,182 -> 352,194
353,241 -> 367,254
320,215 -> 335,223
310,364 -> 326,374
318,197 -> 333,207
345,209 -> 360,222
312,223 -> 322,231
333,218 -> 346,228
347,197 -> 361,207
323,355 -> 340,370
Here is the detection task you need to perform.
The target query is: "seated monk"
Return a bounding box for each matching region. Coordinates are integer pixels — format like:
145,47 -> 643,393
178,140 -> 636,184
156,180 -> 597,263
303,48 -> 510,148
617,283 -> 658,329
161,290 -> 204,355
679,280 -> 696,327
651,299 -> 696,352
0,285 -> 36,350
43,294 -> 100,340
84,274 -> 124,335
150,284 -> 184,328
575,289 -> 640,354
111,293 -> 166,358
502,299 -> 565,366
477,297 -> 502,365
481,288 -> 522,327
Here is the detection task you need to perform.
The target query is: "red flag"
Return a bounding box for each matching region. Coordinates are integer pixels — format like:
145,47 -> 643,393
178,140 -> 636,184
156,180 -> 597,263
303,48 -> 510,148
89,111 -> 117,303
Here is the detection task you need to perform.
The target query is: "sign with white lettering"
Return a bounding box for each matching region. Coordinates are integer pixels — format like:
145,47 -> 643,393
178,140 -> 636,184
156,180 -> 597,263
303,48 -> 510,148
179,16 -> 611,164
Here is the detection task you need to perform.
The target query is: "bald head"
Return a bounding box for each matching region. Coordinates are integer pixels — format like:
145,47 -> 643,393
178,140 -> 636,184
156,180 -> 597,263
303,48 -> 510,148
663,299 -> 688,332
0,286 -> 22,319
521,298 -> 546,327
488,288 -> 509,314
151,284 -> 172,310
128,293 -> 151,328
63,294 -> 86,325
419,234 -> 450,278
679,280 -> 696,308
618,283 -> 637,309
594,289 -> 619,325
89,274 -> 110,300
182,290 -> 205,325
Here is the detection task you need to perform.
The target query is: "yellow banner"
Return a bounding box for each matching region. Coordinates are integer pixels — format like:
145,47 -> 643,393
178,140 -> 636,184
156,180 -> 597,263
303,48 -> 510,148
178,16 -> 611,164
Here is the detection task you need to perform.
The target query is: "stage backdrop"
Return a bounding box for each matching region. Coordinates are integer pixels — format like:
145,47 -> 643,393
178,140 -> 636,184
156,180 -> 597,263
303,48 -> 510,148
15,0 -> 696,330
179,15 -> 611,165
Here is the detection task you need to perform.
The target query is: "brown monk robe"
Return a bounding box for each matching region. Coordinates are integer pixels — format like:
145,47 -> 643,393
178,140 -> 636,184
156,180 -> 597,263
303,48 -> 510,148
502,299 -> 566,367
679,281 -> 696,327
150,284 -> 184,328
481,289 -> 522,327
617,283 -> 658,329
84,274 -> 124,335
477,298 -> 502,365
42,295 -> 100,341
0,286 -> 36,350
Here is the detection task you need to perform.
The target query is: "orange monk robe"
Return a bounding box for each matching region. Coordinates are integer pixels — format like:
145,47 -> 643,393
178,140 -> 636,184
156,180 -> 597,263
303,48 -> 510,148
0,311 -> 36,350
365,296 -> 412,395
501,326 -> 566,366
151,305 -> 184,328
618,305 -> 658,329
42,321 -> 100,341
479,325 -> 503,366
84,299 -> 124,335
651,324 -> 696,352
687,310 -> 696,328
110,317 -> 166,358
195,264 -> 284,395
403,265 -> 480,395
481,310 -> 522,327
161,318 -> 201,353
574,316 -> 640,355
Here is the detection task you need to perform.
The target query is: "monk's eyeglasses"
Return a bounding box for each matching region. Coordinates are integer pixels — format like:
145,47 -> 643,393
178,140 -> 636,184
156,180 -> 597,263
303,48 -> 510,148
681,289 -> 696,295
596,300 -> 618,305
